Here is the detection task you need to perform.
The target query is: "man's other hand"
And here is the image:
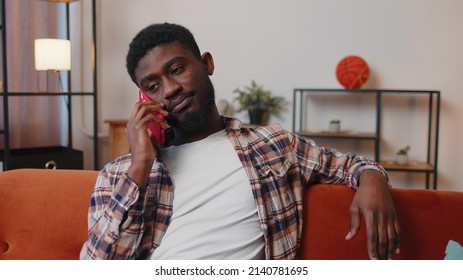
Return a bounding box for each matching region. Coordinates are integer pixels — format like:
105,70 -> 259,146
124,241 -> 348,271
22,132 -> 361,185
345,170 -> 401,260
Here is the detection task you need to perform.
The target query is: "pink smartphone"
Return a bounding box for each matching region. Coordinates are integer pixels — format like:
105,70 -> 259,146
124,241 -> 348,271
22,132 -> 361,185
138,89 -> 165,144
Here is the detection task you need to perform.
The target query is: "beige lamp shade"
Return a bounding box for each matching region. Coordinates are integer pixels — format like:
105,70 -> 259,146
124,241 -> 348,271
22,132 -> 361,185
34,38 -> 71,71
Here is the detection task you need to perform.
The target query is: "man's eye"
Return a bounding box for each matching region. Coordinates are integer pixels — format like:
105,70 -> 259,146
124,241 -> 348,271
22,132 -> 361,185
147,83 -> 160,93
171,65 -> 184,75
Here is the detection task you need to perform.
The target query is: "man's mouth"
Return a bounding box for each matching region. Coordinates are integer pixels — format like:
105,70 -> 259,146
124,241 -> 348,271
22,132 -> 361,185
168,93 -> 194,113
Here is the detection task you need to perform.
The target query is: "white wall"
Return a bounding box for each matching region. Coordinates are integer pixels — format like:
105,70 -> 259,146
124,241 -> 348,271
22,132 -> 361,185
80,0 -> 463,191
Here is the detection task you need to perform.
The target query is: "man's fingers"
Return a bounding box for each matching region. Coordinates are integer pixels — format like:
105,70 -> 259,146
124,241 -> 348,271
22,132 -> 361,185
395,218 -> 401,254
346,207 -> 361,240
377,215 -> 388,259
364,212 -> 379,260
388,216 -> 401,257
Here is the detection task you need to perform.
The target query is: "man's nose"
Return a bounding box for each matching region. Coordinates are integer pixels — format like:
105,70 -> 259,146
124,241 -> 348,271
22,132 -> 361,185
163,77 -> 182,100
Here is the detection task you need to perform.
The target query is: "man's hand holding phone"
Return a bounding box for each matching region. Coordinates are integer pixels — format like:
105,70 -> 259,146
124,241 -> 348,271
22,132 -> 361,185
125,89 -> 168,186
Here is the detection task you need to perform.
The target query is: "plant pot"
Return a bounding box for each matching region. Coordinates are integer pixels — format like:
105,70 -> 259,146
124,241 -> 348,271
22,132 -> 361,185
328,122 -> 341,133
395,154 -> 408,165
248,109 -> 269,125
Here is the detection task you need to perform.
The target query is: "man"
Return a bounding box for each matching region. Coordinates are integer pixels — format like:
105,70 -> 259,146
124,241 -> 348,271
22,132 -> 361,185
80,22 -> 400,260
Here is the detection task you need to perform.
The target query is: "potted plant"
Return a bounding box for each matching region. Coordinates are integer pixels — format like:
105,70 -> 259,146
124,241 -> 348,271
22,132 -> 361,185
329,119 -> 341,132
233,80 -> 285,125
395,145 -> 410,164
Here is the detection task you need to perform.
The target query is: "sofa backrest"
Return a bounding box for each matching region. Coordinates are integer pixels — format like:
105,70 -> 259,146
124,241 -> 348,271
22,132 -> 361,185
0,169 -> 98,260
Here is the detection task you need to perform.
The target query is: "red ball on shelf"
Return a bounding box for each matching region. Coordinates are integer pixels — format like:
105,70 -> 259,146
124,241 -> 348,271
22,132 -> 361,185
335,55 -> 370,89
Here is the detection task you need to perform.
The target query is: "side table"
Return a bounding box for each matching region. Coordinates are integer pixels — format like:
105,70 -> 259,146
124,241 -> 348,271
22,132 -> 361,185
105,120 -> 129,161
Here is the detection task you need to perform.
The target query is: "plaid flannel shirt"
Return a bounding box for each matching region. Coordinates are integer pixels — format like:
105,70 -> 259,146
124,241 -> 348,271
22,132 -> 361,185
80,117 -> 388,260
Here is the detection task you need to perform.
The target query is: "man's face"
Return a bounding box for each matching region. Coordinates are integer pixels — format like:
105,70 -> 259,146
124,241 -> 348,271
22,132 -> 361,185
134,42 -> 215,133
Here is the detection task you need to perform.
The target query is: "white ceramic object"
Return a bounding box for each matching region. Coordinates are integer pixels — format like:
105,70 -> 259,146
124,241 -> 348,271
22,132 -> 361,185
329,122 -> 341,133
395,154 -> 408,165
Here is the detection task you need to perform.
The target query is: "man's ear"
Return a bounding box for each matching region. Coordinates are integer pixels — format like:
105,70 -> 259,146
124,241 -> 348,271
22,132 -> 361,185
201,52 -> 215,75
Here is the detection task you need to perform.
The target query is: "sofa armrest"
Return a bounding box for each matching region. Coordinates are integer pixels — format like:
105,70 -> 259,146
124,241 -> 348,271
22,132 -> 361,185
0,169 -> 98,260
299,184 -> 463,260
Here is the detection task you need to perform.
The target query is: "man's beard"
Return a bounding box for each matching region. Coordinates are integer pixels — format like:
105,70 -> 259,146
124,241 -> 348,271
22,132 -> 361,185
165,79 -> 216,134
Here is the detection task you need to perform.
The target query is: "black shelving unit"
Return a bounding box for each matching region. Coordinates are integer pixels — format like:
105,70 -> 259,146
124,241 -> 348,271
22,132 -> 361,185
0,0 -> 98,170
292,88 -> 440,190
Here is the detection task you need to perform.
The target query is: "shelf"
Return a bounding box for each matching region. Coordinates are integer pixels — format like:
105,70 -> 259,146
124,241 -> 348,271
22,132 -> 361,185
0,146 -> 83,169
0,91 -> 96,96
1,0 -> 99,171
294,88 -> 440,94
380,160 -> 434,172
297,130 -> 377,140
292,88 -> 440,190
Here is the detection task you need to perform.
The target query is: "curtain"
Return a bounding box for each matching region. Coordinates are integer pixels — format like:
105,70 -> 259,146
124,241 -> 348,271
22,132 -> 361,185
3,0 -> 64,149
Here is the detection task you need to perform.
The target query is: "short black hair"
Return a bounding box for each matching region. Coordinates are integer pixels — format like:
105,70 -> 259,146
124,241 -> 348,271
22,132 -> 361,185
126,22 -> 201,85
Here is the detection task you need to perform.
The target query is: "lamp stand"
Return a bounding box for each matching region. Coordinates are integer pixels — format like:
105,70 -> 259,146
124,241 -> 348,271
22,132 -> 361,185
37,70 -> 62,92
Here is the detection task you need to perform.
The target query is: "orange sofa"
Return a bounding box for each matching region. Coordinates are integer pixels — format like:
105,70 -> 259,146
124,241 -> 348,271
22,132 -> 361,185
1,168 -> 462,260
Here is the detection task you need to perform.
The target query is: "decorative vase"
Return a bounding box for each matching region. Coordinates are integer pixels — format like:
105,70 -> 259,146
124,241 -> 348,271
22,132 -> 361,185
328,122 -> 341,133
395,154 -> 408,165
248,109 -> 269,125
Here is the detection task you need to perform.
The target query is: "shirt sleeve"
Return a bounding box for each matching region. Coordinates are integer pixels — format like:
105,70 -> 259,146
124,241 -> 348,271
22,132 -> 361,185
289,132 -> 390,189
79,162 -> 148,260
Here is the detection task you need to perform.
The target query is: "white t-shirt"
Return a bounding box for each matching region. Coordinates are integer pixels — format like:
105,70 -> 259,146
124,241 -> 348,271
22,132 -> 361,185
150,129 -> 265,259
